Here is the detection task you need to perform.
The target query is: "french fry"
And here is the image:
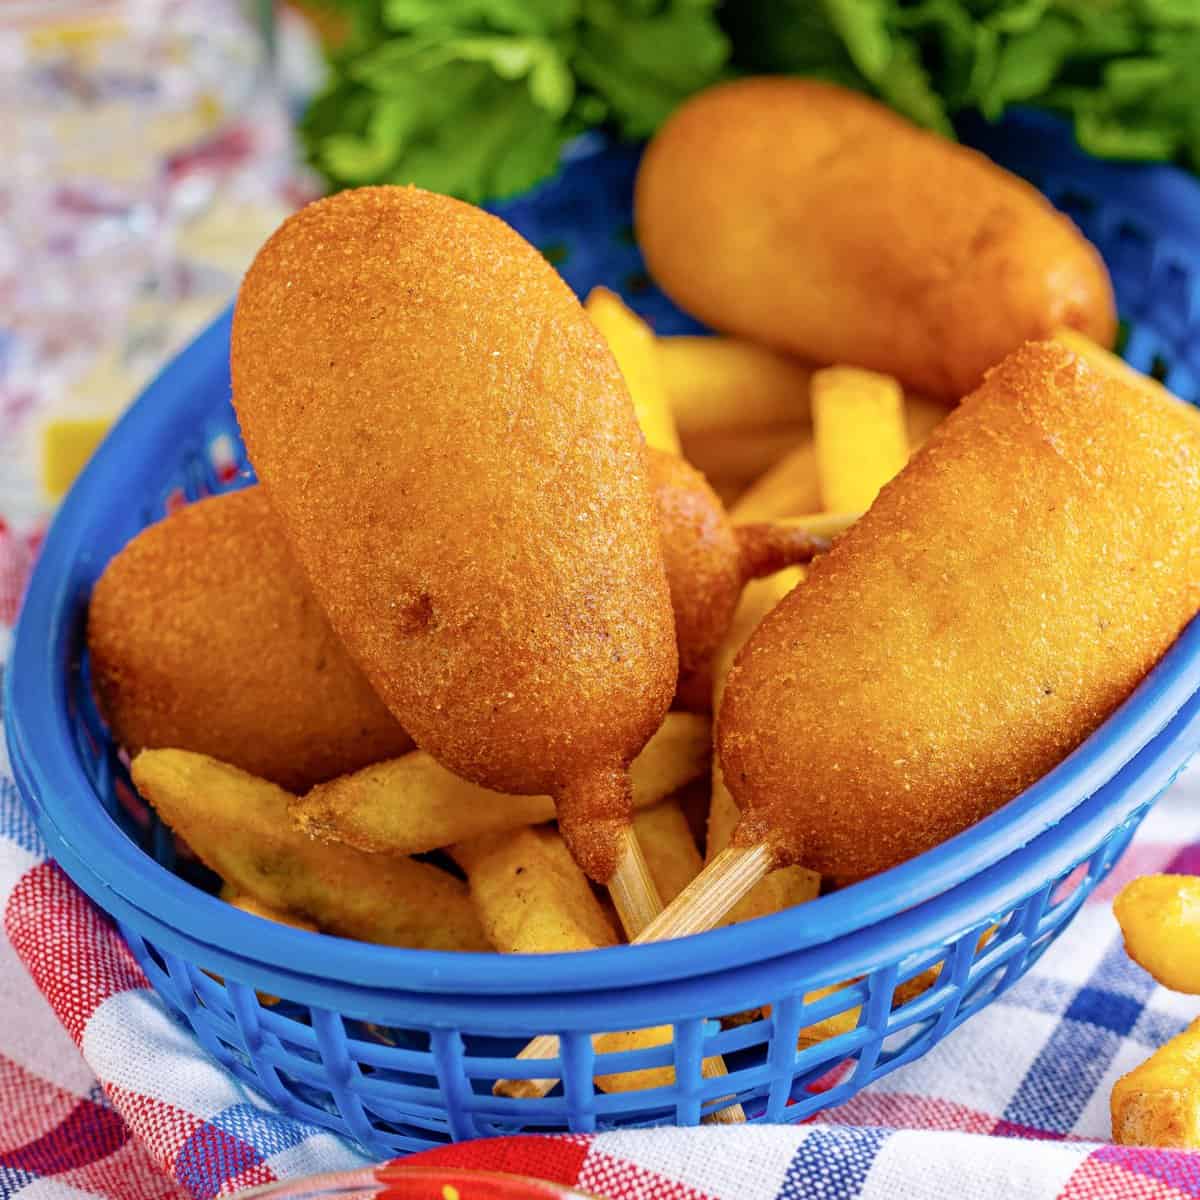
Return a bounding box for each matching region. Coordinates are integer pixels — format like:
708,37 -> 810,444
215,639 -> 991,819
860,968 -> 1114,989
633,800 -> 703,906
1115,875 -> 1200,993
585,287 -> 681,456
682,427 -> 807,490
291,712 -> 710,855
1113,1018 -> 1200,1147
308,713 -> 708,854
461,827 -> 719,1099
728,436 -> 821,523
812,366 -> 908,514
708,568 -> 821,928
451,826 -> 618,954
131,750 -> 489,951
657,336 -> 813,438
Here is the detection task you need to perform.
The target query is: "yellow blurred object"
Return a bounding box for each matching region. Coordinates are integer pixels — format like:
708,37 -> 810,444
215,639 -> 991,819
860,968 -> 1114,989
585,287 -> 681,455
1112,1018 -> 1200,1147
42,417 -> 113,500
812,366 -> 908,513
1114,874 -> 1200,993
657,336 -> 812,437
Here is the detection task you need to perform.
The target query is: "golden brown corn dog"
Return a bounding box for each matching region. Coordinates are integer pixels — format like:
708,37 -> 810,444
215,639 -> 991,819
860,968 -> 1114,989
88,487 -> 411,791
649,448 -> 826,711
231,186 -> 676,885
720,340 -> 1200,879
636,79 -> 1116,401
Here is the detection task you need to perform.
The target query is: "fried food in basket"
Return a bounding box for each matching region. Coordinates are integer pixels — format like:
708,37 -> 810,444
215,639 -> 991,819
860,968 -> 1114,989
708,568 -> 821,927
657,336 -> 813,440
458,825 -> 731,1105
88,488 -> 412,792
635,78 -> 1116,401
812,367 -> 909,514
231,187 -> 677,889
649,448 -> 827,711
719,340 -> 1200,881
633,799 -> 703,906
1115,874 -> 1200,994
292,712 -> 711,856
585,287 -> 680,456
132,749 -> 488,951
1113,1019 -> 1200,1148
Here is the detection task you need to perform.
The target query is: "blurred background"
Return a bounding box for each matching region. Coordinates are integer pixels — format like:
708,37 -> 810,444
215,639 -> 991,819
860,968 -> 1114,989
2,0 -> 1198,617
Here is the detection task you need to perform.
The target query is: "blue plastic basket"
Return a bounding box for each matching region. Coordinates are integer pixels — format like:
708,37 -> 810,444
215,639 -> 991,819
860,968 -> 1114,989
8,109 -> 1200,1157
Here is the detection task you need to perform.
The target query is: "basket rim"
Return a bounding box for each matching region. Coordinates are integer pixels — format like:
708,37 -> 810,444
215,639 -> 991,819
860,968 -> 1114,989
8,300 -> 1200,996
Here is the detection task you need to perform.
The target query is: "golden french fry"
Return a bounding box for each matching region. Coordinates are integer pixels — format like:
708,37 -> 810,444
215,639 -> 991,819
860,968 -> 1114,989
131,749 -> 488,951
451,826 -> 617,954
905,393 -> 953,448
728,436 -> 821,523
1115,875 -> 1200,993
633,800 -> 703,906
1113,1019 -> 1200,1147
813,366 -> 908,513
682,427 -> 806,489
292,712 -> 710,855
460,827 -> 710,1098
42,416 -> 113,500
707,568 -> 821,927
586,287 -> 681,455
657,336 -> 813,438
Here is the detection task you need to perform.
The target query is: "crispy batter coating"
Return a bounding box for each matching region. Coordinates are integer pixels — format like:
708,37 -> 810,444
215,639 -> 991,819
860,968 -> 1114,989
231,187 -> 677,881
720,341 -> 1200,879
649,449 -> 825,712
635,79 -> 1116,401
87,488 -> 411,792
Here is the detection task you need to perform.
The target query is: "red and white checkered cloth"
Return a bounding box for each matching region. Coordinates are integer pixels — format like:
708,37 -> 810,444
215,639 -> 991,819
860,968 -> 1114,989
3,524 -> 1200,1199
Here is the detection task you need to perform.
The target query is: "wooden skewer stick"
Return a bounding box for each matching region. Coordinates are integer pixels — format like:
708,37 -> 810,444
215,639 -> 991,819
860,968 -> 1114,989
633,843 -> 775,944
775,511 -> 864,540
607,824 -> 664,941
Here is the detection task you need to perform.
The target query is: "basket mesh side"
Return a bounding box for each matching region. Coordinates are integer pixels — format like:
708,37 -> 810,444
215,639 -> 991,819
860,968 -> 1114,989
119,798 -> 1153,1156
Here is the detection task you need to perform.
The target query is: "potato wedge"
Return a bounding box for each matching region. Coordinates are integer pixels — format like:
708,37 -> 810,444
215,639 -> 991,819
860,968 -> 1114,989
451,826 -> 617,954
658,336 -> 812,438
132,749 -> 488,951
586,287 -> 680,455
812,366 -> 908,514
1113,1019 -> 1200,1147
1115,874 -> 1200,993
291,712 -> 710,856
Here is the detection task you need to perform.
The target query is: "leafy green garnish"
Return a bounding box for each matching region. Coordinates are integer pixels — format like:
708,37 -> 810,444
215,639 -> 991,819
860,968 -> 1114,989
301,0 -> 727,201
300,0 -> 1200,202
728,1 -> 1200,172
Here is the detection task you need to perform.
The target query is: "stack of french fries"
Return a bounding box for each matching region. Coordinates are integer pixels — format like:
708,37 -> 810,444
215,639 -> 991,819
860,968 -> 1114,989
131,293 -> 964,1099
